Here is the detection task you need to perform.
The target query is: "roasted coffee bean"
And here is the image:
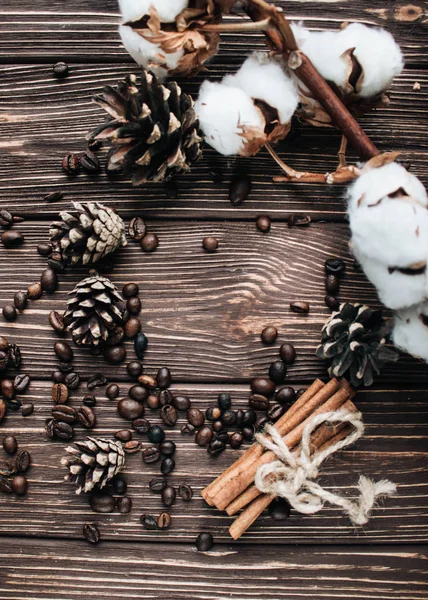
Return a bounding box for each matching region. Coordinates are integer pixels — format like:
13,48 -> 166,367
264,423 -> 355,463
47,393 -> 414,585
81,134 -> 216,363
65,372 -> 80,390
128,217 -> 147,241
3,436 -> 17,455
181,423 -> 195,435
54,341 -> 73,363
11,475 -> 27,496
115,429 -> 132,443
117,496 -> 132,513
251,377 -> 275,397
138,374 -> 157,389
195,425 -> 213,447
140,514 -> 158,530
53,61 -> 69,78
325,274 -> 340,295
83,523 -> 100,544
90,493 -> 116,514
288,214 -> 311,227
196,532 -> 213,552
27,282 -> 43,300
21,403 -> 34,417
206,406 -> 222,421
187,408 -> 205,427
124,317 -> 141,339
1,231 -> 24,249
62,152 -> 80,175
141,233 -> 159,252
111,477 -> 127,496
221,410 -> 236,426
2,305 -> 17,322
229,431 -> 244,449
51,383 -> 69,404
290,301 -> 310,314
87,373 -> 107,390
275,386 -> 296,405
147,394 -> 160,410
325,258 -> 346,277
105,326 -> 125,347
2,379 -> 15,400
0,400 -> 5,423
37,242 -> 53,257
51,420 -> 74,441
47,253 -> 65,273
235,409 -> 245,427
82,394 -> 96,407
256,215 -> 271,232
104,345 -> 126,364
161,457 -> 175,475
261,326 -> 278,344
0,475 -> 12,494
202,236 -> 219,253
118,398 -> 144,421
208,438 -> 226,456
325,295 -> 340,310
0,350 -> 7,372
268,498 -> 291,521
40,268 -> 57,292
132,418 -> 151,434
15,450 -> 31,475
148,425 -> 165,444
77,405 -> 96,429
106,384 -> 120,399
217,392 -> 232,410
242,425 -> 255,440
122,283 -> 139,298
127,360 -> 143,378
149,476 -> 167,493
48,310 -> 65,332
160,404 -> 177,426
44,191 -> 63,203
134,332 -> 148,359
123,440 -> 141,454
255,416 -> 269,431
52,405 -> 77,425
269,360 -> 287,384
157,512 -> 172,530
126,296 -> 141,315
212,420 -> 223,432
279,343 -> 296,364
267,402 -> 285,422
142,446 -> 160,464
161,485 -> 176,507
14,291 -> 27,311
58,362 -> 73,374
178,484 -> 193,501
0,209 -> 13,227
156,367 -> 171,390
159,440 -> 176,456
229,174 -> 251,205
80,151 -> 100,174
6,398 -> 21,412
249,394 -> 269,411
215,430 -> 228,445
243,408 -> 257,426
52,371 -> 65,384
129,385 -> 148,402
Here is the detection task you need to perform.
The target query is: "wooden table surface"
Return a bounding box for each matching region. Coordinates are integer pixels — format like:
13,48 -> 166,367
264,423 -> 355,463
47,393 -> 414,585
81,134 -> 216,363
0,2 -> 427,598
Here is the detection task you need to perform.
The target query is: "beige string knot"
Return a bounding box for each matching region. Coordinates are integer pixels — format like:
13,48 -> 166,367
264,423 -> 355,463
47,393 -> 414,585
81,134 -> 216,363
254,409 -> 397,525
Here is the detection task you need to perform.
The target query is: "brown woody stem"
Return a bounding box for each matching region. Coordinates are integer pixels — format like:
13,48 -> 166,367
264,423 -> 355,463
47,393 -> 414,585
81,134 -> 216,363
202,17 -> 272,32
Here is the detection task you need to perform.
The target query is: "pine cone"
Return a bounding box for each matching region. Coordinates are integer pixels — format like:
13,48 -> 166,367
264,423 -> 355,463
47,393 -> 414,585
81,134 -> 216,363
63,272 -> 125,346
49,202 -> 127,267
61,437 -> 125,494
316,303 -> 398,387
88,71 -> 202,185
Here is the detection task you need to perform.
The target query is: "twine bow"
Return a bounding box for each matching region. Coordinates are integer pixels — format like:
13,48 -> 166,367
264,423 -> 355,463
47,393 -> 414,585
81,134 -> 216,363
254,410 -> 397,525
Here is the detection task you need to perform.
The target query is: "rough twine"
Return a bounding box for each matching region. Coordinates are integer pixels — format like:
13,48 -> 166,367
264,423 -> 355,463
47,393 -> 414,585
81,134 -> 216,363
254,410 -> 397,525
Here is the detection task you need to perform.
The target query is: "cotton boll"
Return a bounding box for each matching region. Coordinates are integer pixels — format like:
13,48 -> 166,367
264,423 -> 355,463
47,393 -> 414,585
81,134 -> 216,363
224,53 -> 299,124
195,81 -> 266,156
393,304 -> 428,362
119,0 -> 188,23
119,25 -> 183,80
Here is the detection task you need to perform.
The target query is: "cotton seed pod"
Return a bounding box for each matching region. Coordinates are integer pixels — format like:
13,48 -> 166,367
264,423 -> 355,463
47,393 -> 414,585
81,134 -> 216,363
393,303 -> 428,363
348,160 -> 428,310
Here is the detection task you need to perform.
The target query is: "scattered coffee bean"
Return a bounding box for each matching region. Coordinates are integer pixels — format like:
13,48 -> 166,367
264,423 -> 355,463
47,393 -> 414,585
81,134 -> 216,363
37,243 -> 54,257
127,296 -> 141,315
251,377 -> 275,397
52,383 -> 69,404
325,295 -> 340,310
187,408 -> 205,428
111,477 -> 127,496
80,151 -> 100,174
14,291 -> 27,311
65,372 -> 80,390
90,493 -> 116,514
235,409 -> 244,427
40,268 -> 58,292
124,317 -> 141,339
122,283 -> 139,298
49,310 -> 65,332
3,436 -> 17,455
157,512 -> 172,530
87,373 -> 107,390
146,394 -> 159,410
0,209 -> 13,227
161,485 -> 176,507
1,231 -> 24,249
142,446 -> 160,464
325,274 -> 340,295
0,476 -> 12,493
2,379 -> 15,400
132,418 -> 151,434
44,191 -> 63,203
268,498 -> 291,521
181,423 -> 195,435
128,217 -> 146,241
249,394 -> 269,411
106,384 -> 120,399
275,386 -> 296,405
83,523 -> 100,544
118,398 -> 145,421
221,410 -> 236,426
62,153 -> 80,176
105,327 -> 125,347
11,475 -> 27,495
104,345 -> 126,364
117,496 -> 132,514
2,305 -> 17,322
178,484 -> 193,501
229,431 -> 244,449
54,341 -> 73,363
255,415 -> 270,431
127,360 -> 143,378
256,215 -> 271,232
206,407 -> 222,422
161,457 -> 175,475
172,395 -> 190,411
217,395 -> 231,413
196,532 -> 213,552
140,514 -> 158,530
21,403 -> 34,417
279,342 -> 296,364
261,326 -> 278,344
141,233 -> 159,252
325,258 -> 346,276
242,425 -> 255,440
159,440 -> 176,456
138,374 -> 157,389
267,402 -> 285,422
212,420 -> 223,432
134,332 -> 148,359
129,385 -> 148,402
148,425 -> 165,444
123,440 -> 141,454
208,438 -> 226,456
288,214 -> 311,227
51,371 -> 65,385
229,174 -> 251,205
290,301 -> 310,314
0,400 -> 5,423
27,282 -> 43,300
195,425 -> 213,447
202,236 -> 219,253
156,367 -> 171,390
49,420 -> 74,441
160,405 -> 177,426
150,476 -> 167,493
243,408 -> 257,426
269,360 -> 287,384
77,405 -> 96,429
52,405 -> 77,425
53,61 -> 69,78
115,429 -> 132,443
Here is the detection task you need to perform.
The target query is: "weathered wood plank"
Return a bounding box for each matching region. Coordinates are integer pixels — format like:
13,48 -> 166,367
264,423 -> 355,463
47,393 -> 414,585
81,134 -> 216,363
0,64 -> 427,219
1,538 -> 428,600
0,1 -> 426,64
0,383 -> 426,543
0,221 -> 426,383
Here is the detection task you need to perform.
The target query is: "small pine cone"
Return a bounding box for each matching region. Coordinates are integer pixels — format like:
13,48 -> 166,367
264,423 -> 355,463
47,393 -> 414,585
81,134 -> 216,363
50,202 -> 127,267
63,271 -> 125,346
316,303 -> 398,387
88,71 -> 202,185
61,437 -> 125,494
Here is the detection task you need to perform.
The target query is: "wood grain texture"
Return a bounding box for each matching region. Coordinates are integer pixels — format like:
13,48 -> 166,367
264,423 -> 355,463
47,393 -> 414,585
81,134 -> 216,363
1,538 -> 428,600
0,64 -> 427,219
0,383 -> 426,543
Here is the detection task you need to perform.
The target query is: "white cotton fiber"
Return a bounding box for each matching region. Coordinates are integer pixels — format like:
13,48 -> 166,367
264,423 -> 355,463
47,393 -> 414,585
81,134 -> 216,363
119,0 -> 188,23
119,25 -> 184,80
224,53 -> 299,124
195,81 -> 266,156
393,304 -> 428,362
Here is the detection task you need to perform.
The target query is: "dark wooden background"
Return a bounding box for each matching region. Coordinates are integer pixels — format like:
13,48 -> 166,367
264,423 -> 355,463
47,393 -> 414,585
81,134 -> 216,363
0,1 -> 427,598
